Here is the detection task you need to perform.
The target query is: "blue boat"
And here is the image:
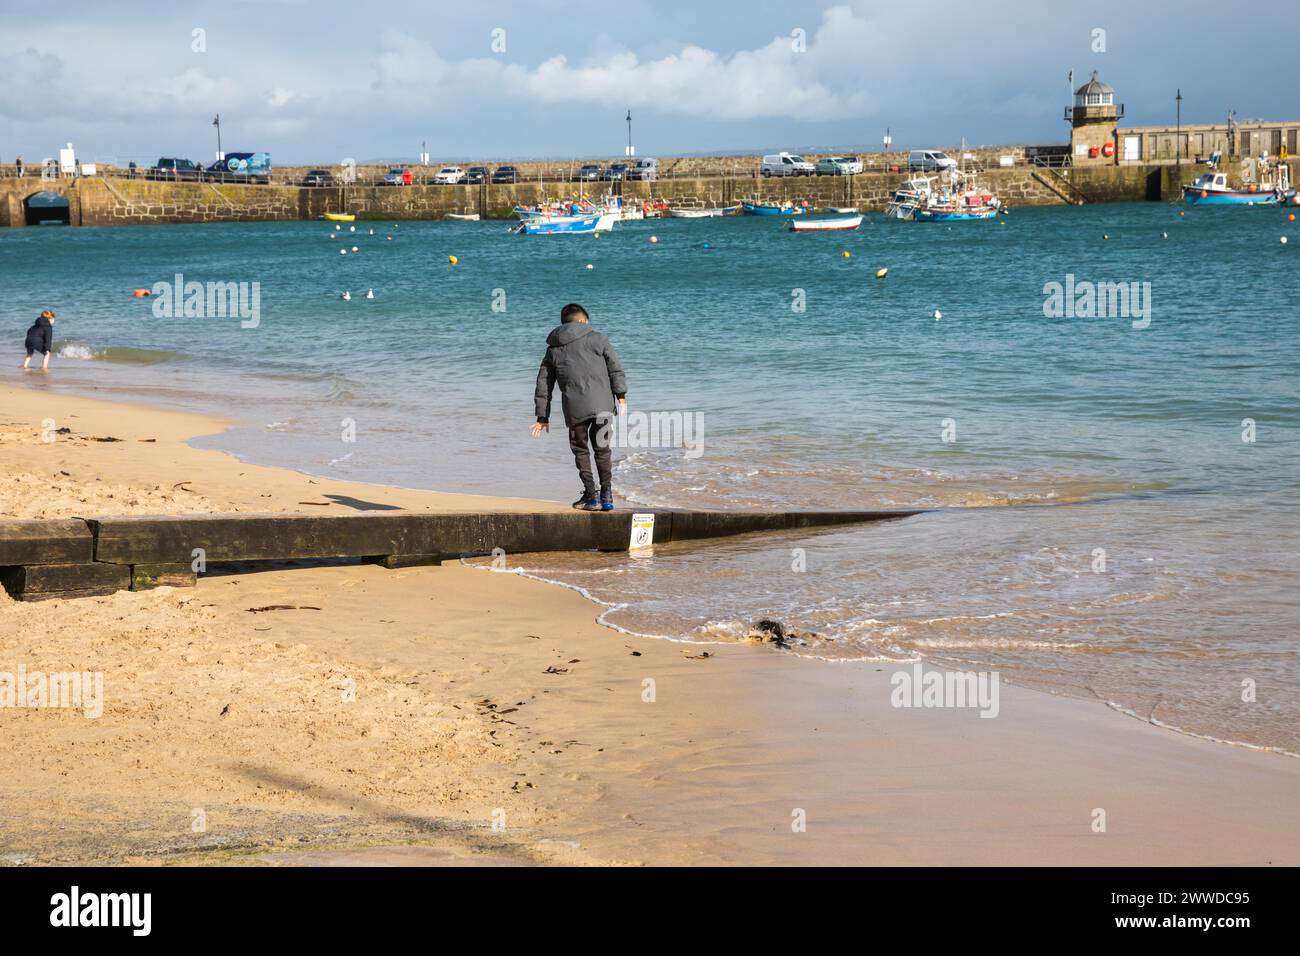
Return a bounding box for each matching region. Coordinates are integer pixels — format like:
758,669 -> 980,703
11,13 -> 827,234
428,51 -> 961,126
913,206 -> 998,222
743,201 -> 807,216
1182,170 -> 1290,206
512,213 -> 618,235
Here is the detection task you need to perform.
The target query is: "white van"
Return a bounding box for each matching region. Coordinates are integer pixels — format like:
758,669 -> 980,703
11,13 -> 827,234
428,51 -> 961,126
907,150 -> 957,172
629,157 -> 658,181
761,152 -> 815,177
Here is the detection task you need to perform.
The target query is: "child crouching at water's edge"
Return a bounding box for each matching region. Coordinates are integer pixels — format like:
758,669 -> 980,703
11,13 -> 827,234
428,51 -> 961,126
22,310 -> 56,371
531,302 -> 627,512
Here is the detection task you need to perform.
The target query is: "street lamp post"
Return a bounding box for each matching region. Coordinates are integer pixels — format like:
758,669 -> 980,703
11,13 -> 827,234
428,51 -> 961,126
625,110 -> 633,158
213,113 -> 223,161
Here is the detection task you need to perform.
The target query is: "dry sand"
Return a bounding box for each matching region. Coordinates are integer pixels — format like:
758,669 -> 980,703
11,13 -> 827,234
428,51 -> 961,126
2,380 -> 1298,866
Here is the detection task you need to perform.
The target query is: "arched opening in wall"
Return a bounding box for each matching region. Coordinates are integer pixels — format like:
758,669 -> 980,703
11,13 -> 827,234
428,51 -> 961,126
24,191 -> 71,225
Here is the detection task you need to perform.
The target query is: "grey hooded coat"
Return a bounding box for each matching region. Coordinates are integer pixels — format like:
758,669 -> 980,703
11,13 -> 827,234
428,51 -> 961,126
534,322 -> 626,426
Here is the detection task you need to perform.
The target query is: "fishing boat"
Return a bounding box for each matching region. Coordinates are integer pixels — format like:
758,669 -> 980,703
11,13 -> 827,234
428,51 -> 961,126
320,212 -> 355,222
913,192 -> 1000,221
884,177 -> 935,221
909,170 -> 1001,222
445,213 -> 481,221
743,201 -> 808,216
511,212 -> 618,235
787,215 -> 863,232
1183,157 -> 1294,205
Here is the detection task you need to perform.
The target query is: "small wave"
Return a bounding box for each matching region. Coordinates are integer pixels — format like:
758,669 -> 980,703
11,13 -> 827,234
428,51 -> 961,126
1101,699 -> 1300,759
55,342 -> 188,364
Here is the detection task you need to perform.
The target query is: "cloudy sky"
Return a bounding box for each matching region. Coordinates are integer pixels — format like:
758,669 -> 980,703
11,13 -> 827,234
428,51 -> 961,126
2,0 -> 1295,165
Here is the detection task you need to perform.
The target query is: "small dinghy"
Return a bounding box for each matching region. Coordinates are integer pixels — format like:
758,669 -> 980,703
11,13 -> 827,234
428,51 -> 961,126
321,213 -> 355,222
787,215 -> 863,232
446,213 -> 481,221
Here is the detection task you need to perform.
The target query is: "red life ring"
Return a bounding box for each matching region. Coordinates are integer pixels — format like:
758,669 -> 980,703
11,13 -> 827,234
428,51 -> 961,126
1089,146 -> 1100,158
1101,142 -> 1115,158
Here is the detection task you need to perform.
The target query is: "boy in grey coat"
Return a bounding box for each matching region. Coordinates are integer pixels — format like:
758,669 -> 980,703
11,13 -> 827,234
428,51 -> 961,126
531,303 -> 627,511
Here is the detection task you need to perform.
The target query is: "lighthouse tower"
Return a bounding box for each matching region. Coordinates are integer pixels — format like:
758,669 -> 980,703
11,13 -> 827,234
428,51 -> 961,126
1067,72 -> 1123,165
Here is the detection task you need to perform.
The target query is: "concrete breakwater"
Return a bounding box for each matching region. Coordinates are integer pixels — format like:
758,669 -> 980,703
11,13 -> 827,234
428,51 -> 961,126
0,163 -> 1228,228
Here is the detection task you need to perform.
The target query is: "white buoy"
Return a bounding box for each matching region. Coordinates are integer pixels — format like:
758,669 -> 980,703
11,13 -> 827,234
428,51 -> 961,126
933,310 -> 942,320
1283,236 -> 1289,244
586,264 -> 594,270
349,225 -> 356,232
1162,232 -> 1168,239
339,249 -> 347,255
369,229 -> 374,235
341,291 -> 351,300
365,289 -> 374,299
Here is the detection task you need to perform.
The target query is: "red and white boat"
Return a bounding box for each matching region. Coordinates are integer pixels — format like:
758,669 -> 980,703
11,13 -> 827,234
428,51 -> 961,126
786,214 -> 863,232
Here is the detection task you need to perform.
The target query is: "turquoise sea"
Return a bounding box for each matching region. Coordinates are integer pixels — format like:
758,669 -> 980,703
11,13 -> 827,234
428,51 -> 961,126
4,203 -> 1298,752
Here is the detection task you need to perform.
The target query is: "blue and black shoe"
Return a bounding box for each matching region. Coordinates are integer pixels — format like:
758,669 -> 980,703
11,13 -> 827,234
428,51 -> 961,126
600,491 -> 615,512
572,492 -> 601,512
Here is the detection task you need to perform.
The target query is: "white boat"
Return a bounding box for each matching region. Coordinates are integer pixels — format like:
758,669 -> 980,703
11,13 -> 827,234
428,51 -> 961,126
668,206 -> 740,218
787,214 -> 863,232
824,206 -> 859,214
446,213 -> 480,221
885,177 -> 935,221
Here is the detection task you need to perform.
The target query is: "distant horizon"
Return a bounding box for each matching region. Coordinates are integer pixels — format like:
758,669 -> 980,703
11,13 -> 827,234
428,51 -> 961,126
3,1 -> 1297,165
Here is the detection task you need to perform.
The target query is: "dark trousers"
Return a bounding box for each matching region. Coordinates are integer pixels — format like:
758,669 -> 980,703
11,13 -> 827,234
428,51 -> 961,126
568,416 -> 612,497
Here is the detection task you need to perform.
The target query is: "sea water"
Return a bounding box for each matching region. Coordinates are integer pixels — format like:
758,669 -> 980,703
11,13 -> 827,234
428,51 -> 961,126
4,204 -> 1297,752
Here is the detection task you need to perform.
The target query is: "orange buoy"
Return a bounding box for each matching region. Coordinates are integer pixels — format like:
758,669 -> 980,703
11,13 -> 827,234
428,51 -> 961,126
1290,213 -> 1296,222
132,288 -> 151,297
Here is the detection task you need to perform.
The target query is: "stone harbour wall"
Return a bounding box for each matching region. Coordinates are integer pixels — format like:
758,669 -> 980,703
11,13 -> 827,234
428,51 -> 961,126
1,160 -> 1270,228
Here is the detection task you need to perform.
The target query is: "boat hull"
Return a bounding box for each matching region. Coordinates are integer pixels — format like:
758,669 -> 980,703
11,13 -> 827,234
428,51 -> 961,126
515,213 -> 617,234
1182,186 -> 1281,205
743,202 -> 806,216
788,215 -> 863,232
913,208 -> 997,222
321,213 -> 355,222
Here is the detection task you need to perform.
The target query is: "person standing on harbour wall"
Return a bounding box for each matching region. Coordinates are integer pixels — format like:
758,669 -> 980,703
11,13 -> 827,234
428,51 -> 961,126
531,303 -> 627,511
22,310 -> 56,370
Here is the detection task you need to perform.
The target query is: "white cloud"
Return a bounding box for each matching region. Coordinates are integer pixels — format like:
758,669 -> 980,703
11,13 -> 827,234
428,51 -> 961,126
368,6 -> 885,121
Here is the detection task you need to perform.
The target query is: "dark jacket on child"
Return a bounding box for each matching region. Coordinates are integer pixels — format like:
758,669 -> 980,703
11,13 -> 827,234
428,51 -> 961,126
534,322 -> 626,426
25,315 -> 53,354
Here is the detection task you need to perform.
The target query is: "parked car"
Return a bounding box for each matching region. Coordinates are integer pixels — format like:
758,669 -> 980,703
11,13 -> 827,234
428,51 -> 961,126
760,152 -> 815,177
434,166 -> 466,185
574,163 -> 603,182
492,165 -> 519,184
152,158 -> 202,181
908,149 -> 958,172
381,168 -> 410,186
465,166 -> 489,184
202,152 -> 272,184
815,155 -> 862,176
301,169 -> 334,187
628,157 -> 658,181
603,162 -> 630,181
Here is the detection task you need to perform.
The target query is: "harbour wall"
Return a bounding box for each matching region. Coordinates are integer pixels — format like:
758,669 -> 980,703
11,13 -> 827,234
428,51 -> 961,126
0,163 -> 1262,228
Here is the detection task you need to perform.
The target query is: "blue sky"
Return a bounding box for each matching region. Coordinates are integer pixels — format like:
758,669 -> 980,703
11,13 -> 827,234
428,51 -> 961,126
2,0 -> 1296,165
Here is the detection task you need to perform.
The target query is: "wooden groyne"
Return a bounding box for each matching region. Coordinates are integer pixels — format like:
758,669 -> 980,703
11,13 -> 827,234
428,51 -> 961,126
0,509 -> 922,600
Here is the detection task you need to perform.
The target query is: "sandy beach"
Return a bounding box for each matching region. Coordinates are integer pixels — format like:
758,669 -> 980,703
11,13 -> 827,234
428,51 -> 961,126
2,378 -> 1298,867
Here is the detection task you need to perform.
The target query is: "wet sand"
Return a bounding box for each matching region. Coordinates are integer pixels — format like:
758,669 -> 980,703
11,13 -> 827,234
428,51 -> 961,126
2,380 -> 1298,865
